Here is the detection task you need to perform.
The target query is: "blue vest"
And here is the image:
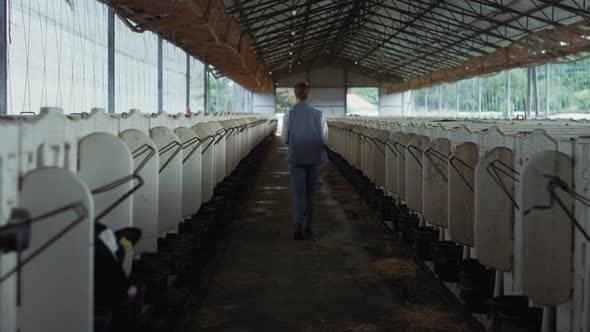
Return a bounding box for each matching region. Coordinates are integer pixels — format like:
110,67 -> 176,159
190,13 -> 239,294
286,102 -> 327,165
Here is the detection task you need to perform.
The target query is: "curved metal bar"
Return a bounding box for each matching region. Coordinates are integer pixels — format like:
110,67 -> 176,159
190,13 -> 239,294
158,141 -> 183,173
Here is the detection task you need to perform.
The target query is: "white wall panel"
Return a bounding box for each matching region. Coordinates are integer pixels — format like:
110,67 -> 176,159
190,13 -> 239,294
309,66 -> 345,87
253,92 -> 275,114
379,89 -> 404,116
189,57 -> 205,113
115,17 -> 158,114
310,87 -> 345,116
8,0 -> 109,114
162,40 -> 186,114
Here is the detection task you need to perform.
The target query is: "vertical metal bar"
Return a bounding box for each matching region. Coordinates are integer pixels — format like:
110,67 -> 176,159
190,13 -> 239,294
533,66 -> 539,118
107,8 -> 115,114
455,82 -> 459,114
186,54 -> 190,114
215,76 -> 220,113
224,78 -> 230,113
438,86 -> 442,114
424,89 -> 428,113
157,37 -> 163,113
344,70 -> 348,115
545,64 -> 550,118
478,77 -> 482,114
204,63 -> 208,113
526,67 -> 532,119
0,0 -> 7,115
0,0 -> 15,326
401,91 -> 405,116
507,70 -> 512,119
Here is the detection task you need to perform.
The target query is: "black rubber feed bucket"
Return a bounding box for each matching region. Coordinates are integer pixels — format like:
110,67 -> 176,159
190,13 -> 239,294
459,259 -> 495,313
194,205 -> 220,256
412,226 -> 439,260
209,194 -> 233,226
379,199 -> 395,219
157,235 -> 194,276
131,253 -> 171,304
430,241 -> 463,282
397,216 -> 419,245
368,188 -> 385,210
178,219 -> 208,253
109,283 -> 146,332
490,296 -> 543,332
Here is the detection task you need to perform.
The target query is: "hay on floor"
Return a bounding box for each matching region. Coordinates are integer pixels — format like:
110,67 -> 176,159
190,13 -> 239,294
349,323 -> 379,332
196,308 -> 231,329
382,305 -> 467,332
212,270 -> 263,286
371,258 -> 417,280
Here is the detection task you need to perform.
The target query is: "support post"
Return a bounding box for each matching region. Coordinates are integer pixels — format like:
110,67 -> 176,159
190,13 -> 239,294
478,77 -> 482,114
455,82 -> 459,113
401,91 -> 405,116
0,0 -> 6,115
507,70 -> 512,118
424,89 -> 428,113
204,63 -> 208,113
526,67 -> 532,119
157,37 -> 163,113
545,64 -> 550,118
215,76 -> 220,113
533,66 -> 539,118
107,8 -> 115,114
224,79 -> 230,113
344,70 -> 348,115
438,86 -> 442,114
186,54 -> 190,114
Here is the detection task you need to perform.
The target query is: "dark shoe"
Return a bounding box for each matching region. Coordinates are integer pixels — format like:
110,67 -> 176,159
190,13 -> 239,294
304,229 -> 314,239
294,224 -> 303,241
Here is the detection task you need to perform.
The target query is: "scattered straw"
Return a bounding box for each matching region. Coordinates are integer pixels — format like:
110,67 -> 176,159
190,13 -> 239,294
315,240 -> 357,249
372,258 -> 417,280
382,305 -> 467,332
349,324 -> 379,332
196,308 -> 231,329
213,270 -> 263,286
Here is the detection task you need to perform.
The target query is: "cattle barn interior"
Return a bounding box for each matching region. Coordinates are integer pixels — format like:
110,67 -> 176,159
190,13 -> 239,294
1,1 -> 590,331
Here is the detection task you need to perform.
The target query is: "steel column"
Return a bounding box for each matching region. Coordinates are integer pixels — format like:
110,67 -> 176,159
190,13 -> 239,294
186,54 -> 190,114
401,91 -> 405,116
478,77 -> 482,114
157,37 -> 163,113
438,86 -> 442,114
215,77 -> 220,113
204,63 -> 209,113
532,66 -> 539,118
424,89 -> 428,113
455,82 -> 459,113
507,70 -> 512,118
344,70 -> 348,115
0,0 -> 6,115
107,8 -> 115,114
545,64 -> 550,118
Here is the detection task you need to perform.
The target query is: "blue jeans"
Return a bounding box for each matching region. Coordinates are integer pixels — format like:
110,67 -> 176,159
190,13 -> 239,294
288,164 -> 322,229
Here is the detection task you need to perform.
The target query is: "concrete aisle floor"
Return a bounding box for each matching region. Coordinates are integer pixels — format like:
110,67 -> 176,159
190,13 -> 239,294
194,137 -> 484,332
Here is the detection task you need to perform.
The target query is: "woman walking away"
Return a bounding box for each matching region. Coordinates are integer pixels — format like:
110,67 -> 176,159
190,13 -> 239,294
280,83 -> 328,241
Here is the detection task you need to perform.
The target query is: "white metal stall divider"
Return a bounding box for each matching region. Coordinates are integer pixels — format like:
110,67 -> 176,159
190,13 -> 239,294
118,110 -> 160,254
171,113 -> 203,218
192,122 -> 216,203
75,109 -> 141,278
149,112 -> 183,234
0,117 -> 22,332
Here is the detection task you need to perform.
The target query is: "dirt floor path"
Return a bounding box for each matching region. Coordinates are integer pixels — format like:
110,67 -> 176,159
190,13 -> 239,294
193,136 -> 484,332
